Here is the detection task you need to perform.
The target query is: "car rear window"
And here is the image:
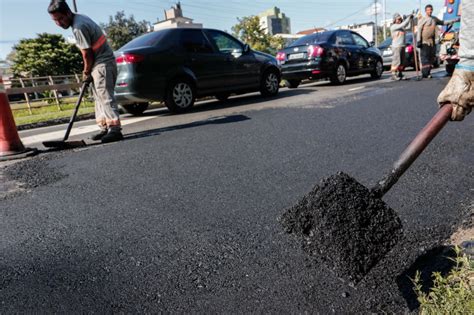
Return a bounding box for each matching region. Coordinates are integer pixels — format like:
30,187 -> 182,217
118,31 -> 169,51
290,32 -> 331,47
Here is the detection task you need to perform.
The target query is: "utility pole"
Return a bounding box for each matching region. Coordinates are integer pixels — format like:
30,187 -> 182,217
383,0 -> 387,41
73,0 -> 78,13
374,0 -> 378,46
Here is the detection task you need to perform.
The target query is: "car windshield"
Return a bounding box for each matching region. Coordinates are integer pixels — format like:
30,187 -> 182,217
290,32 -> 331,47
379,33 -> 414,48
118,31 -> 169,51
379,37 -> 392,48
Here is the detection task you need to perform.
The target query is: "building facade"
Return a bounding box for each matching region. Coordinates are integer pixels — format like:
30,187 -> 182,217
337,22 -> 375,43
258,7 -> 291,35
153,2 -> 202,31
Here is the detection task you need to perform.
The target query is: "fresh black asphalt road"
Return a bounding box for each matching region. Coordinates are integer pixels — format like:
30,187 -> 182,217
1,74 -> 473,312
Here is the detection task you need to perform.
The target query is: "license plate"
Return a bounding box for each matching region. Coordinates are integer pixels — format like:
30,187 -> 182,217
289,53 -> 305,60
383,49 -> 392,56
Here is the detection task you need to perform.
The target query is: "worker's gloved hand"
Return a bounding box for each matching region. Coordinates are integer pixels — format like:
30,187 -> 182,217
437,69 -> 474,121
82,72 -> 93,84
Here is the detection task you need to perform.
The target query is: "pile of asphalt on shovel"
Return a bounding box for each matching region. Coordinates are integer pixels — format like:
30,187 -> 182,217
279,172 -> 403,285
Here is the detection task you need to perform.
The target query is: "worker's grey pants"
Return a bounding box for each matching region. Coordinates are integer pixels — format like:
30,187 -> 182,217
91,62 -> 121,131
391,47 -> 406,73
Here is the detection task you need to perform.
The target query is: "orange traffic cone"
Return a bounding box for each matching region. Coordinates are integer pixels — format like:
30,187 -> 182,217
0,76 -> 37,161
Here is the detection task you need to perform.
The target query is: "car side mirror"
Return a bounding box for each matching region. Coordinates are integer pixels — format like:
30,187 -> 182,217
243,44 -> 250,53
369,41 -> 375,47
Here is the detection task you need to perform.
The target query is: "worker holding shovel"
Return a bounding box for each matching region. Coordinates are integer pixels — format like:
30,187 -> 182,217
48,0 -> 123,143
417,4 -> 460,79
390,13 -> 414,81
438,1 -> 473,121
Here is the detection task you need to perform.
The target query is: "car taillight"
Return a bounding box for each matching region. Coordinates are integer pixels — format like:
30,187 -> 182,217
116,54 -> 144,64
276,52 -> 286,61
307,45 -> 324,58
405,45 -> 414,54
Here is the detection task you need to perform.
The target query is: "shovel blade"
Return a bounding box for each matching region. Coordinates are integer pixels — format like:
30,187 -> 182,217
43,140 -> 87,149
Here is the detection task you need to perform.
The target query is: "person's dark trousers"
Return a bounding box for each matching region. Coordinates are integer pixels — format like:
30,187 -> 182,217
420,44 -> 436,77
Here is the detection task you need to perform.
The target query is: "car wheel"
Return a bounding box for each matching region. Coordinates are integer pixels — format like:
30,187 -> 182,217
121,102 -> 149,116
215,93 -> 230,102
330,63 -> 347,85
371,60 -> 383,79
286,79 -> 301,89
260,69 -> 280,96
165,78 -> 195,113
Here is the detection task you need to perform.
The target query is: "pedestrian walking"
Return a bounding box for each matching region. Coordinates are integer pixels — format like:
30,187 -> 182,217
390,13 -> 413,81
417,4 -> 460,79
48,0 -> 123,143
438,0 -> 473,121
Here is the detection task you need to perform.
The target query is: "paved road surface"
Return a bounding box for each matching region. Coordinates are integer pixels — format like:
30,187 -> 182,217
1,72 -> 473,312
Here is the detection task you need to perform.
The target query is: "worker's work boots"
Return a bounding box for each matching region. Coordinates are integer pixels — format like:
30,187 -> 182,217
391,72 -> 399,81
101,129 -> 124,143
90,129 -> 108,141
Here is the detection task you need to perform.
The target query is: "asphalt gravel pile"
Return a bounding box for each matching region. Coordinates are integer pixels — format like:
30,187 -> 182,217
280,172 -> 403,283
2,155 -> 66,189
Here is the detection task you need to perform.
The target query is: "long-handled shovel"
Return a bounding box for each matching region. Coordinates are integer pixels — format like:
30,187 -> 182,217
43,81 -> 89,149
412,22 -> 422,81
281,104 -> 453,284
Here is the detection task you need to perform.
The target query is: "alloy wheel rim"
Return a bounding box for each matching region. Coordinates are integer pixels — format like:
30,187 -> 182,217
173,83 -> 193,108
266,73 -> 279,93
337,65 -> 346,82
376,61 -> 383,76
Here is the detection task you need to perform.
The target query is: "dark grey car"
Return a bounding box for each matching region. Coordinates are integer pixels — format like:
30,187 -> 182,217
114,28 -> 281,115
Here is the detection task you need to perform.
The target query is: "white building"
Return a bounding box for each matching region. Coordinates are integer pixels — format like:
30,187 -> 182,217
337,22 -> 375,43
153,2 -> 202,31
258,7 -> 291,35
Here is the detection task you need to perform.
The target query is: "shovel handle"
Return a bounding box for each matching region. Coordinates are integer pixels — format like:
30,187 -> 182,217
63,81 -> 89,141
372,104 -> 453,197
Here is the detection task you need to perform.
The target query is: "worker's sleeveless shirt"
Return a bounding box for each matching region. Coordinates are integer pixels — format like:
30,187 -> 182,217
72,14 -> 115,66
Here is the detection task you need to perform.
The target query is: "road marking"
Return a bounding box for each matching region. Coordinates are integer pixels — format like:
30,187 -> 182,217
348,86 -> 366,92
19,116 -> 156,145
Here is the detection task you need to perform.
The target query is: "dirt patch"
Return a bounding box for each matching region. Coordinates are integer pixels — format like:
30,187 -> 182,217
279,172 -> 403,284
2,155 -> 67,190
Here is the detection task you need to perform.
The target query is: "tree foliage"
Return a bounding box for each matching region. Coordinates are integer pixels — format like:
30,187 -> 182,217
231,15 -> 285,54
10,33 -> 82,77
101,11 -> 150,50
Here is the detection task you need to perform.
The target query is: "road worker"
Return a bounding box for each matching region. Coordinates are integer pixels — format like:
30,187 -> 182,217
48,0 -> 123,143
417,4 -> 460,79
390,13 -> 413,80
438,0 -> 473,121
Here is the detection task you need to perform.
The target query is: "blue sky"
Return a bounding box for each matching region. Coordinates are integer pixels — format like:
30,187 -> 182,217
0,0 -> 445,59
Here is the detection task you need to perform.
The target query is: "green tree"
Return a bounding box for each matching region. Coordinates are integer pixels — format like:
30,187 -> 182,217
10,33 -> 82,77
231,15 -> 285,54
101,11 -> 150,50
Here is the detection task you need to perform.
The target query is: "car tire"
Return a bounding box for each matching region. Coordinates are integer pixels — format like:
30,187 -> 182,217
215,93 -> 230,102
371,60 -> 384,79
121,102 -> 149,116
330,63 -> 347,85
286,79 -> 301,89
165,78 -> 196,113
260,69 -> 280,97
445,63 -> 455,76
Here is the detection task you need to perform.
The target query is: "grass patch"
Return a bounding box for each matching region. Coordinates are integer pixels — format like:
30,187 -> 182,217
413,246 -> 474,314
13,100 -> 95,126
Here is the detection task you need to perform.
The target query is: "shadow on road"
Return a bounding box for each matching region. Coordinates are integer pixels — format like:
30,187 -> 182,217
396,245 -> 456,311
124,114 -> 251,141
137,88 -> 315,118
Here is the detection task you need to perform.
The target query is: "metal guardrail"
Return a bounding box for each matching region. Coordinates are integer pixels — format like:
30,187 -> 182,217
5,75 -> 84,114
